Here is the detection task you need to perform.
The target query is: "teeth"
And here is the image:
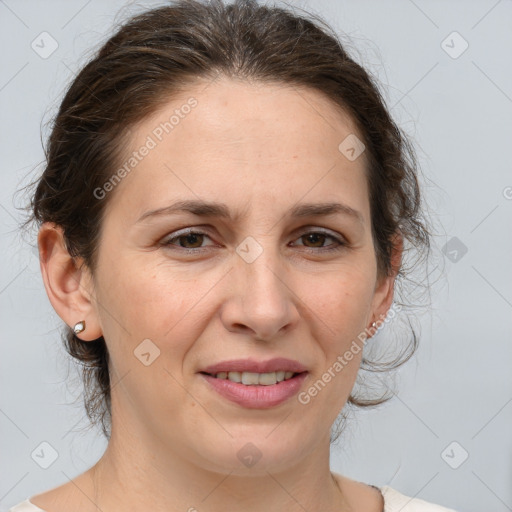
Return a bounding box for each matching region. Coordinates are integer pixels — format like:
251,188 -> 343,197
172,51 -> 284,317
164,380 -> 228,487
242,372 -> 261,385
213,371 -> 298,385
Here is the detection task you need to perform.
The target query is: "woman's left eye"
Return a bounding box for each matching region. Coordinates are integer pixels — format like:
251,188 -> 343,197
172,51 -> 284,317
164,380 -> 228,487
292,231 -> 345,251
161,229 -> 346,252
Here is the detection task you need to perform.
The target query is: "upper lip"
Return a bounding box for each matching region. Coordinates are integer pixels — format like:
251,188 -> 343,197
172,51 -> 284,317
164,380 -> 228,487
200,357 -> 308,375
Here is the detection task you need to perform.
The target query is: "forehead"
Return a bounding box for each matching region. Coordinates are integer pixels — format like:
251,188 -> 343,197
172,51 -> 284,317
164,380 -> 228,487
102,77 -> 370,224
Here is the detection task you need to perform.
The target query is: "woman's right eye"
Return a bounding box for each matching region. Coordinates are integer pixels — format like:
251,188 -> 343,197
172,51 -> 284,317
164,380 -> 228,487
161,230 -> 215,251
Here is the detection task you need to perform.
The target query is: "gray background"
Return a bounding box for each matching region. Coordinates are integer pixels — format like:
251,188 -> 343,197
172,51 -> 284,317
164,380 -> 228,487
1,1 -> 511,511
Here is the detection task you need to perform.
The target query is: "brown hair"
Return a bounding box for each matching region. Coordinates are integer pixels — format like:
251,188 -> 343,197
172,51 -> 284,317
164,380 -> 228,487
23,0 -> 433,441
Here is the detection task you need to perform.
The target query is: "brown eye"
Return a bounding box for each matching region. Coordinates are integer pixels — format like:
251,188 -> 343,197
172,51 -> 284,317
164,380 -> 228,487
162,230 -> 214,250
301,233 -> 328,248
293,230 -> 345,251
175,233 -> 205,248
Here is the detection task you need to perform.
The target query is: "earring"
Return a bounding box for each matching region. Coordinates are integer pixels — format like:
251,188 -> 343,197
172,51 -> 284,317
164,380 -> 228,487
371,321 -> 377,328
73,320 -> 86,335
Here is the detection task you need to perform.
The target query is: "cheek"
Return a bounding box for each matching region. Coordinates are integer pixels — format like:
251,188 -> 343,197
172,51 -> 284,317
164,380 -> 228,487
306,265 -> 376,333
299,265 -> 375,396
94,258 -> 218,361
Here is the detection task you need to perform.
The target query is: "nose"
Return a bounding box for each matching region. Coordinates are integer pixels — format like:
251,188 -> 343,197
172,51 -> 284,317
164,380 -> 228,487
219,242 -> 300,341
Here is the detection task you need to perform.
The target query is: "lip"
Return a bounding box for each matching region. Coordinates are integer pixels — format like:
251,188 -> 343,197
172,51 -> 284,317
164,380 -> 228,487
199,372 -> 308,409
199,357 -> 308,374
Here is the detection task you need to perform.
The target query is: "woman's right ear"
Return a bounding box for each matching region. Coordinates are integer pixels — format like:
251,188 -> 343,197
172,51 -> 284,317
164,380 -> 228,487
37,222 -> 103,341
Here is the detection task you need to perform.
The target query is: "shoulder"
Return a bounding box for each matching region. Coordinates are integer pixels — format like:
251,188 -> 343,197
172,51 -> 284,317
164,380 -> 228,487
380,485 -> 458,512
333,472 -> 385,511
8,499 -> 47,512
332,472 -> 457,512
9,470 -> 95,512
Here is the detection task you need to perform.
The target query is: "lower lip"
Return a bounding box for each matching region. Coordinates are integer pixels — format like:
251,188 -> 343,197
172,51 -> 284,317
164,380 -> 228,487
199,372 -> 308,409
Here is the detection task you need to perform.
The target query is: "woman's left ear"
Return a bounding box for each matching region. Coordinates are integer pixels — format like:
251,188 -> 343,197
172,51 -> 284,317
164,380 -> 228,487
371,231 -> 403,323
38,222 -> 103,341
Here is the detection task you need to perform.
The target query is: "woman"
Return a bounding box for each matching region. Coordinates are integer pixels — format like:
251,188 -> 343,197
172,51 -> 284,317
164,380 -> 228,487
11,0 -> 457,510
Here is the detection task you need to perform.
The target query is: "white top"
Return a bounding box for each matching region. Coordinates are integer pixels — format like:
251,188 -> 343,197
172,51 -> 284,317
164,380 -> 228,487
8,486 -> 457,511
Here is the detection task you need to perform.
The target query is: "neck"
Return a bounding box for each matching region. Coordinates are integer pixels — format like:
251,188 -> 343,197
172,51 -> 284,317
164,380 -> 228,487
87,420 -> 351,512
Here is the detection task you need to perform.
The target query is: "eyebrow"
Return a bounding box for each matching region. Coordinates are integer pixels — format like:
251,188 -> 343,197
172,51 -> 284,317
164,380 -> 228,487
135,199 -> 364,225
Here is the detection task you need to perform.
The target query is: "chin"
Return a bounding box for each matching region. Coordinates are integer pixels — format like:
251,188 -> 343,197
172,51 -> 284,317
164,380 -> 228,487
190,427 -> 316,476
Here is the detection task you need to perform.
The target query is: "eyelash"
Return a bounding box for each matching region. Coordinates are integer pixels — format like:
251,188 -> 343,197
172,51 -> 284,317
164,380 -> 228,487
161,228 -> 347,254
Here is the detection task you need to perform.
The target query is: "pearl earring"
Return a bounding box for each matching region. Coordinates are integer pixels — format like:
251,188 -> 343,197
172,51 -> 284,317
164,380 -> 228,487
73,320 -> 86,334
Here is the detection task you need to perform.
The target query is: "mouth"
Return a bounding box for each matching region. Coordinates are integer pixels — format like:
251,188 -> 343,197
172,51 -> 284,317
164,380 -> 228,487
198,370 -> 309,408
199,370 -> 306,386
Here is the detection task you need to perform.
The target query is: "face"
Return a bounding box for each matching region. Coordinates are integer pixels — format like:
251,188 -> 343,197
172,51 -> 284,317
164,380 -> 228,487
78,77 -> 395,474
